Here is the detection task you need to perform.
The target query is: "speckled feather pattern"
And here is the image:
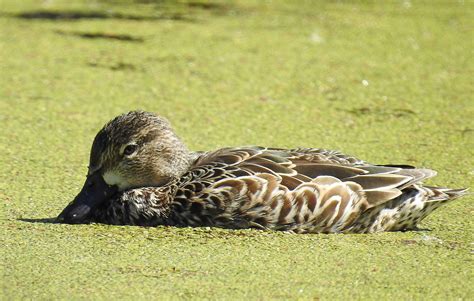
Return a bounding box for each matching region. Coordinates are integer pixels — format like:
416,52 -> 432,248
88,136 -> 467,233
58,111 -> 468,233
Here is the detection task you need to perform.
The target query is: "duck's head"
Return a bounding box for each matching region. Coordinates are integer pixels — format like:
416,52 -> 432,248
57,111 -> 191,224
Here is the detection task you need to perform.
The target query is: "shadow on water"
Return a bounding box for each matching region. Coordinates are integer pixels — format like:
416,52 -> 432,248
54,30 -> 145,42
19,218 -> 58,224
5,0 -> 239,22
10,10 -> 193,22
185,1 -> 233,11
108,0 -> 234,13
346,107 -> 417,119
17,217 -> 433,234
88,61 -> 145,71
400,227 -> 431,232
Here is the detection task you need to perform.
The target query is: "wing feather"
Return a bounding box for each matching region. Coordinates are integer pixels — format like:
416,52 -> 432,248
189,146 -> 434,213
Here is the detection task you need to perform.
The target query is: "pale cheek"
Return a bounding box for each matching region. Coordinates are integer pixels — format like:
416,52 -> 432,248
103,171 -> 128,190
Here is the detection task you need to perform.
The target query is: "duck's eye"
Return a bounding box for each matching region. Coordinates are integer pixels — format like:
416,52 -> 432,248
123,144 -> 138,156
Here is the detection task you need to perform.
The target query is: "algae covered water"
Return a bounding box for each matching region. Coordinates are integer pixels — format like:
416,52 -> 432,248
1,0 -> 473,299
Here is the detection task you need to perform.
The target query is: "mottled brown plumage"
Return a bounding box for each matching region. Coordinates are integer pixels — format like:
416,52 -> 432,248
57,111 -> 467,233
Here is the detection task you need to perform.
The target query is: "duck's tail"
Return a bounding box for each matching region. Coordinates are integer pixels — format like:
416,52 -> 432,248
423,186 -> 469,202
348,185 -> 468,233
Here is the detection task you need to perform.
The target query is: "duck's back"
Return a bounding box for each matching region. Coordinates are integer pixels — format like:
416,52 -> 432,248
165,146 -> 466,233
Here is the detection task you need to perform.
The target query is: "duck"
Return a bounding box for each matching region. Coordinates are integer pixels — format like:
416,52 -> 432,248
57,111 -> 467,233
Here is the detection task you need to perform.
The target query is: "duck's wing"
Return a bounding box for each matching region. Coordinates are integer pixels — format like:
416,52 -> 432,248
193,146 -> 365,167
190,146 -> 436,208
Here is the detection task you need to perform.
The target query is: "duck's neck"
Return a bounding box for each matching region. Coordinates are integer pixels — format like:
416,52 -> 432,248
153,133 -> 193,181
95,179 -> 180,226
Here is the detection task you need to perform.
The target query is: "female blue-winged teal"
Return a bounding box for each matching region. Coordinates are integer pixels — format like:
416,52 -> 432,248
57,111 -> 467,233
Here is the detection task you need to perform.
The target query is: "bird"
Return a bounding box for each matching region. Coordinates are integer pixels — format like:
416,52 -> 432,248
57,111 -> 467,233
